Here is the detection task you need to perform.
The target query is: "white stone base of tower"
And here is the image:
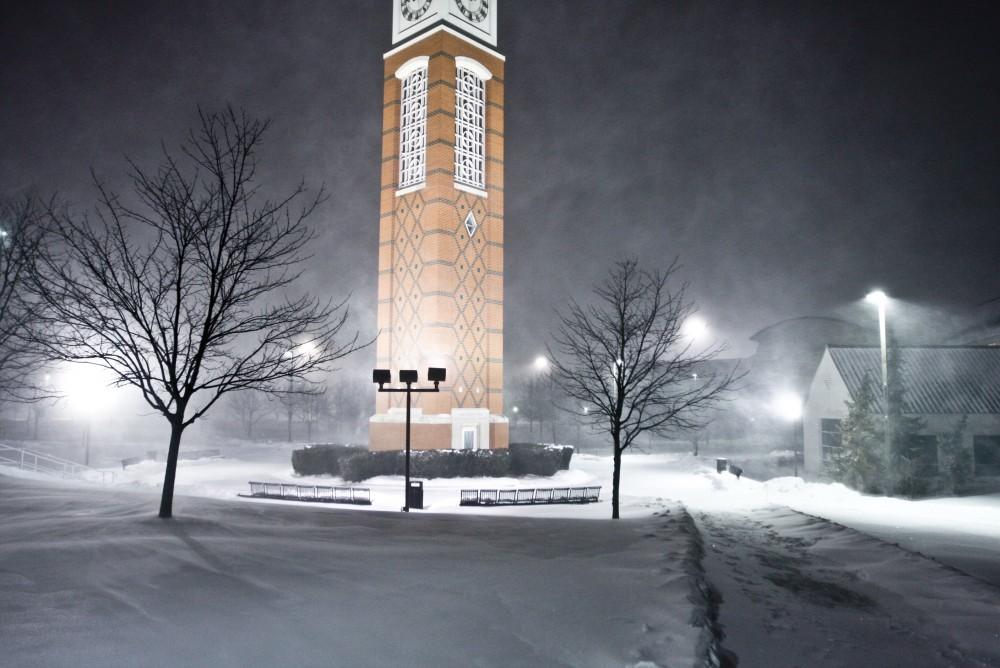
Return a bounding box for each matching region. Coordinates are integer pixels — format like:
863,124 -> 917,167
369,408 -> 509,451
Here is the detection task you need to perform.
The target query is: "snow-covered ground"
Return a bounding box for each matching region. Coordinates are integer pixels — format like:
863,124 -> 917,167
0,474 -> 711,668
3,448 -> 1000,666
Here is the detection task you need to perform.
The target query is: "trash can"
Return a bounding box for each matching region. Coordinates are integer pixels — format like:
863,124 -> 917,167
716,458 -> 728,474
407,480 -> 424,509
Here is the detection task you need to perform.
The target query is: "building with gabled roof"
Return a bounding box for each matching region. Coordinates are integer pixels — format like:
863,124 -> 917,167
802,346 -> 1000,484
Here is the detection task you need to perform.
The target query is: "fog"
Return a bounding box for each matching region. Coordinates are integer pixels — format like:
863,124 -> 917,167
2,1 -> 999,456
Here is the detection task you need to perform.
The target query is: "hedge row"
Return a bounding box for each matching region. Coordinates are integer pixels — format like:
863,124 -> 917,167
291,443 -> 574,481
509,442 -> 573,477
291,444 -> 367,476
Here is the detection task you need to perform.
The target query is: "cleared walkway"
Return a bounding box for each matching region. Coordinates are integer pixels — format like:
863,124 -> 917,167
693,506 -> 1000,667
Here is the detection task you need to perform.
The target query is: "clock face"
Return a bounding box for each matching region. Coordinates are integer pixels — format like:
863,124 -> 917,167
400,0 -> 433,22
455,0 -> 489,23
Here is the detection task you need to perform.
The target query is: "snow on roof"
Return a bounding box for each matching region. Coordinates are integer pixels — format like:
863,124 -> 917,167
827,346 -> 1000,415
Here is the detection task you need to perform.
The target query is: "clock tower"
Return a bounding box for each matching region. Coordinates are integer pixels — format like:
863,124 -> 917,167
370,0 -> 508,451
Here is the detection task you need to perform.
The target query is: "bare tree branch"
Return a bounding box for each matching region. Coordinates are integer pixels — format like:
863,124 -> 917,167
548,258 -> 743,518
0,192 -> 55,403
27,107 -> 369,518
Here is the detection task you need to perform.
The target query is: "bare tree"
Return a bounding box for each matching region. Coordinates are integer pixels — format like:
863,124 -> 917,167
329,375 -> 368,442
275,381 -> 328,443
0,193 -> 52,404
227,388 -> 271,440
549,259 -> 740,519
509,374 -> 556,439
30,108 -> 366,518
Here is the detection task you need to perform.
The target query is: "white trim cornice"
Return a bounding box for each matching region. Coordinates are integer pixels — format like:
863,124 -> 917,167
395,55 -> 430,80
384,25 -> 506,63
455,56 -> 493,81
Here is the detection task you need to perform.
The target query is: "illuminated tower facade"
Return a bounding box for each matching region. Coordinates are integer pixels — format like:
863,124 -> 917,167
370,0 -> 508,451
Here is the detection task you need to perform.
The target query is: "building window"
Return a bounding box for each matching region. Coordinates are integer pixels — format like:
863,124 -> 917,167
397,57 -> 429,191
454,57 -> 492,192
901,435 -> 939,477
820,418 -> 842,461
973,435 -> 1000,476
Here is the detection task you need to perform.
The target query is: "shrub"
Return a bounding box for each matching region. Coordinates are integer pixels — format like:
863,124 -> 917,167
340,449 -> 512,482
413,449 -> 511,479
291,444 -> 366,476
340,450 -> 403,481
296,444 -> 574,482
509,443 -> 573,477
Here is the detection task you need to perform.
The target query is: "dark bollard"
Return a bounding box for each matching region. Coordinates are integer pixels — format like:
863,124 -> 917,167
716,458 -> 728,474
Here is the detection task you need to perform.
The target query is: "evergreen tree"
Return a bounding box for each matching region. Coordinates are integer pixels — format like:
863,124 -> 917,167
827,374 -> 885,493
886,347 -> 928,495
938,414 -> 971,494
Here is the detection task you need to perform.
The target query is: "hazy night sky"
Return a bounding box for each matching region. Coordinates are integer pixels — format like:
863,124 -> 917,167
2,0 -> 999,369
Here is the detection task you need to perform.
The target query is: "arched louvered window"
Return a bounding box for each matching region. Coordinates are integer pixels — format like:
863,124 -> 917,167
454,57 -> 492,192
396,56 -> 429,191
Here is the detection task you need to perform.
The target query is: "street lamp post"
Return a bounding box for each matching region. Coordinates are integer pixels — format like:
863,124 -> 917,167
866,290 -> 892,487
771,393 -> 802,476
372,367 -> 445,512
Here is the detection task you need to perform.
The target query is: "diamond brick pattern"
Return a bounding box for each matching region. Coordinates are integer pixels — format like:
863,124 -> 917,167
375,33 -> 505,432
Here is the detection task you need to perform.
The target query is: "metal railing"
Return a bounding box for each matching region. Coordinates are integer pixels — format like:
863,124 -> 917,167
0,443 -> 116,484
245,481 -> 372,506
460,485 -> 601,506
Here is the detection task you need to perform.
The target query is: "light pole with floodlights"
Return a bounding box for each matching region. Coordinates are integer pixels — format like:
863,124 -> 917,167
865,290 -> 893,486
372,367 -> 445,512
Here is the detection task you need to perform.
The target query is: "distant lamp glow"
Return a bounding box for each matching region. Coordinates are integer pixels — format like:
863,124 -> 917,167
533,355 -> 549,372
295,340 -> 320,359
512,406 -> 519,414
865,290 -> 888,306
683,316 -> 708,340
62,363 -> 114,414
771,393 -> 802,422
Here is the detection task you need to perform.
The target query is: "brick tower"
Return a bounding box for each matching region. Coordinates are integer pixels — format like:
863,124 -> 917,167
370,0 -> 508,451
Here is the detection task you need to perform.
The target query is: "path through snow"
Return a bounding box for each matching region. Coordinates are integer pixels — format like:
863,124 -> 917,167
694,506 -> 1000,667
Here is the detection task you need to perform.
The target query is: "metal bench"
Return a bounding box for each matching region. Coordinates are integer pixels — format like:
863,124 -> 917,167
459,485 -> 601,507
242,481 -> 372,505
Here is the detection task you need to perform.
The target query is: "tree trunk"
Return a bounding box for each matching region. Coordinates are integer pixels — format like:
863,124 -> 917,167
158,421 -> 185,518
612,441 -> 622,519
287,407 -> 293,443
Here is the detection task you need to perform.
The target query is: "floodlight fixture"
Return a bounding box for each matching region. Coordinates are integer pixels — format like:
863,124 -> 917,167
372,369 -> 391,388
371,366 -> 443,512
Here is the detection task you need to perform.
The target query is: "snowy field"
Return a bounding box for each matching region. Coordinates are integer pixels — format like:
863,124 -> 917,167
0,466 -> 713,668
3,449 -> 1000,666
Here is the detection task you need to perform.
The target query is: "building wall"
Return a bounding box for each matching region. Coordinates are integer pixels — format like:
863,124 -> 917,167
803,350 -> 1000,479
369,421 -> 451,451
376,31 -> 504,418
802,349 -> 852,475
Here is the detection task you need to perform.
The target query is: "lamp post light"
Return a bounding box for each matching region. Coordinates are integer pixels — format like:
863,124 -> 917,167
533,355 -> 549,372
372,367 -> 445,512
682,316 -> 709,342
771,392 -> 803,476
865,289 -> 892,485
